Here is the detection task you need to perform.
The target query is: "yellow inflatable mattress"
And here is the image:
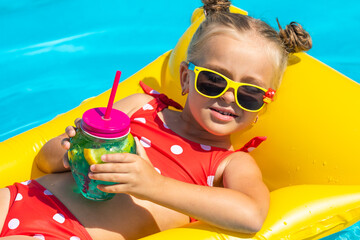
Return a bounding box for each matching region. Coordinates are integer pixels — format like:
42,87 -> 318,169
1,5 -> 360,240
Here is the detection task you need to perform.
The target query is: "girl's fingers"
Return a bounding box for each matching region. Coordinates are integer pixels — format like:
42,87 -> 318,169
63,152 -> 70,169
65,126 -> 76,137
90,162 -> 132,173
65,118 -> 81,138
74,118 -> 82,128
101,152 -> 136,163
61,138 -> 71,149
89,172 -> 128,183
97,183 -> 127,194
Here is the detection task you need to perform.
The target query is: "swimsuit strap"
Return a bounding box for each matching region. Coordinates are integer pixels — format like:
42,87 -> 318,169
237,136 -> 267,153
140,81 -> 183,110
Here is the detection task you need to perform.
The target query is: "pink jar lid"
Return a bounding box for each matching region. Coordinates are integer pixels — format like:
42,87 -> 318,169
81,107 -> 130,139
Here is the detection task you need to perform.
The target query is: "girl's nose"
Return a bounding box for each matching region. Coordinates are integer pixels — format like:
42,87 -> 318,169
220,88 -> 236,104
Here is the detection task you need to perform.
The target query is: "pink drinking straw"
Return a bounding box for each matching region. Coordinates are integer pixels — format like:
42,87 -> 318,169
104,71 -> 121,119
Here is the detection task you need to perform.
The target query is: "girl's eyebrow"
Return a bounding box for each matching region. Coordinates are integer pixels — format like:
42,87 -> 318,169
204,64 -> 233,79
204,64 -> 266,88
241,77 -> 266,88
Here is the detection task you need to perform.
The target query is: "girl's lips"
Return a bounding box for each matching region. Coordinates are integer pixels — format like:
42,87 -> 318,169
209,107 -> 238,122
210,107 -> 238,117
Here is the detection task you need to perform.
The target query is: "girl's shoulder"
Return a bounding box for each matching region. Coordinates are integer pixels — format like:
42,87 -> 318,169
213,151 -> 262,187
113,93 -> 155,117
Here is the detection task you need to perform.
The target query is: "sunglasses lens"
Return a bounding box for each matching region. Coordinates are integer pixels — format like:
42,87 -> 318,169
196,71 -> 227,96
194,66 -> 266,111
237,86 -> 265,111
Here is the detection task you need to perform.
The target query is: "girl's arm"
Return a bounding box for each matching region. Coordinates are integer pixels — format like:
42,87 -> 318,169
35,132 -> 70,173
90,148 -> 270,233
35,93 -> 154,173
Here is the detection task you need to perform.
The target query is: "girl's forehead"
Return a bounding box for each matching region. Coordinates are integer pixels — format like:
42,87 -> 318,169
201,34 -> 273,62
198,35 -> 275,88
199,32 -> 271,60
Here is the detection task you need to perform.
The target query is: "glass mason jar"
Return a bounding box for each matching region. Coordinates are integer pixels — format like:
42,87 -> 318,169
68,107 -> 136,201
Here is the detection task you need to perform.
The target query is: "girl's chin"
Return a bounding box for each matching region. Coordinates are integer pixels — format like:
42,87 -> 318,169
204,122 -> 236,136
205,118 -> 250,136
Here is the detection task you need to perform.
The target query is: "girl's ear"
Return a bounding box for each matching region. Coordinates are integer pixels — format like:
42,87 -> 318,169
180,61 -> 190,95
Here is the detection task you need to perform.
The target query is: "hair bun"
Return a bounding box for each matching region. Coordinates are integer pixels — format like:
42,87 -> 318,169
277,20 -> 312,54
202,0 -> 231,15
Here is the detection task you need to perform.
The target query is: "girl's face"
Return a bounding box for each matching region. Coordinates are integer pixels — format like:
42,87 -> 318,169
182,33 -> 275,136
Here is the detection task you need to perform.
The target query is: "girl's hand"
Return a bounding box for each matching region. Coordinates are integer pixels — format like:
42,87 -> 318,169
88,137 -> 165,200
60,118 -> 81,168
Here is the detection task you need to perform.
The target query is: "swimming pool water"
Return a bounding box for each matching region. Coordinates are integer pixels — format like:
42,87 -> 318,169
1,1 -> 360,238
322,222 -> 360,240
1,0 -> 359,141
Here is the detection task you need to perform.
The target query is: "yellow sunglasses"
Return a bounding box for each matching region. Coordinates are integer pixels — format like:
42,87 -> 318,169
188,62 -> 276,112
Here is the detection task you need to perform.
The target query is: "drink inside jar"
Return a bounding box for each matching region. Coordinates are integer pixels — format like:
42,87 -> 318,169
68,131 -> 136,201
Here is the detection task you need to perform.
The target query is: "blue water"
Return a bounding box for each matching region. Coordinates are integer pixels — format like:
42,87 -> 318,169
0,1 -> 360,238
1,0 -> 359,141
322,223 -> 360,240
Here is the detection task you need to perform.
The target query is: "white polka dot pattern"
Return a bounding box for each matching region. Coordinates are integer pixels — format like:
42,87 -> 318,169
70,237 -> 81,240
43,190 -> 53,195
134,117 -> 146,124
207,176 -> 215,187
170,145 -> 183,155
15,193 -> 23,201
140,137 -> 151,148
247,147 -> 255,152
150,90 -> 160,95
33,234 -> 45,240
21,180 -> 31,185
53,213 -> 65,224
154,167 -> 161,174
8,218 -> 20,229
163,123 -> 169,129
200,144 -> 211,151
142,103 -> 154,110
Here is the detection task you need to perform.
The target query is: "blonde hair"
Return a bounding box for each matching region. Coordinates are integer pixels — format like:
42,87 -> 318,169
187,0 -> 312,89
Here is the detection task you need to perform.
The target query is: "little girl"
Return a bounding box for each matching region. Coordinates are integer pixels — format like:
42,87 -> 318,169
0,0 -> 312,239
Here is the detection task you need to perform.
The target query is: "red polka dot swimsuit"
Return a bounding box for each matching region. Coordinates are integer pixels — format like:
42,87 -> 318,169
131,82 -> 266,186
0,82 -> 266,238
1,180 -> 93,239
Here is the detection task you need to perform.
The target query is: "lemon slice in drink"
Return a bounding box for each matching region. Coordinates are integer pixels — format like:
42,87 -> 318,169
83,148 -> 108,165
68,148 -> 78,160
